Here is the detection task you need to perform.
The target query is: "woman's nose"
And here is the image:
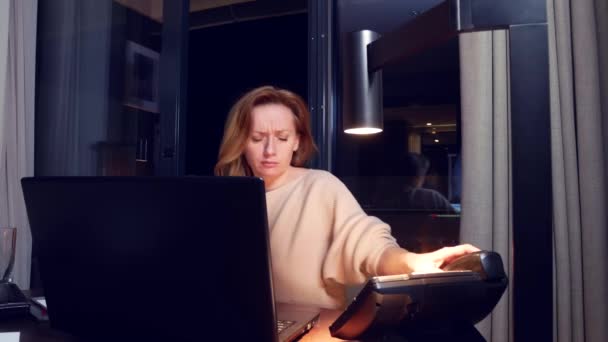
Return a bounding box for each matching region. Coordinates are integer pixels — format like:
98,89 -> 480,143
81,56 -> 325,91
263,138 -> 276,156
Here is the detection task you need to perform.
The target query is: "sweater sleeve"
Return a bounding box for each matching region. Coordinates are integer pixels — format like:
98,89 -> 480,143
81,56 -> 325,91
321,173 -> 399,285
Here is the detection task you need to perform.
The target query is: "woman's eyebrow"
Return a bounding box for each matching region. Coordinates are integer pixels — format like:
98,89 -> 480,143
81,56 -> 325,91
252,130 -> 292,135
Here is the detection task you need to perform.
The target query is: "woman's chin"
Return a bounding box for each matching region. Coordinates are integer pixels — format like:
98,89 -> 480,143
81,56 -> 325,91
256,169 -> 284,180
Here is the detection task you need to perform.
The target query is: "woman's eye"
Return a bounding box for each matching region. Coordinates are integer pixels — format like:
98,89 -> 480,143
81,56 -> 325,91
251,137 -> 263,142
278,137 -> 289,142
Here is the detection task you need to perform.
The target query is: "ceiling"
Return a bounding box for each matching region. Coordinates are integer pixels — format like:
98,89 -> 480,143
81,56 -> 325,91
113,0 -> 307,29
113,0 -> 255,22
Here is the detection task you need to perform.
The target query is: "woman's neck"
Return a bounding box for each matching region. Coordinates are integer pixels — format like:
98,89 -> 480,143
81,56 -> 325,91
264,166 -> 305,191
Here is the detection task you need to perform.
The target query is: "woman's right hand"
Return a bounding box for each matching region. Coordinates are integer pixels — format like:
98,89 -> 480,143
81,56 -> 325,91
407,244 -> 481,273
377,244 -> 481,276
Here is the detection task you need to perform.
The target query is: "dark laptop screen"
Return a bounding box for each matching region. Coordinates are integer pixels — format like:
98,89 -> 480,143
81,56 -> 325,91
22,176 -> 278,341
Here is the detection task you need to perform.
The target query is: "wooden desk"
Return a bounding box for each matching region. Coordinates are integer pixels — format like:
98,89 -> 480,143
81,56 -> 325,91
0,309 -> 348,342
300,309 -> 347,341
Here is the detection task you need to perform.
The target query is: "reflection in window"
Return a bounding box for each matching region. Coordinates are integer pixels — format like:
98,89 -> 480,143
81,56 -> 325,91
337,104 -> 461,253
334,9 -> 461,253
369,152 -> 455,213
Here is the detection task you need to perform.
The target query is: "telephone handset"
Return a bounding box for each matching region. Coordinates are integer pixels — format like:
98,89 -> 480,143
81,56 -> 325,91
441,250 -> 507,281
329,251 -> 508,340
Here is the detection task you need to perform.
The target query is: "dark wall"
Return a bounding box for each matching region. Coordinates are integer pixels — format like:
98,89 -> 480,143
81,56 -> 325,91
186,13 -> 308,176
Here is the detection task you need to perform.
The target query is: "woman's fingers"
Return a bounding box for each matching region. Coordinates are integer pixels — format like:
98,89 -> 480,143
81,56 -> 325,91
409,244 -> 482,273
434,244 -> 481,266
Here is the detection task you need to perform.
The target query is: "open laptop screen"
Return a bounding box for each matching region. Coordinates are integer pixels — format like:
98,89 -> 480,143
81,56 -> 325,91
22,176 -> 278,341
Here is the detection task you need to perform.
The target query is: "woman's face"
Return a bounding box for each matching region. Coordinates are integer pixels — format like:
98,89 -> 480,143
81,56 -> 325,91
243,103 -> 300,184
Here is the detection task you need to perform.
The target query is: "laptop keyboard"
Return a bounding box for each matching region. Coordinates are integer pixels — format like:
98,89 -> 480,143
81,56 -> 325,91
277,319 -> 295,333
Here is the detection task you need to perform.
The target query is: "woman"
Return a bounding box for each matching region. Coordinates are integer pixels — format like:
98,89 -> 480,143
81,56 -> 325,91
215,86 -> 478,309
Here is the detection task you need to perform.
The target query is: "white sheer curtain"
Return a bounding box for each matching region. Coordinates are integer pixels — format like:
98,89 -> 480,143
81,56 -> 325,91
459,30 -> 512,342
0,0 -> 37,289
0,3 -> 10,156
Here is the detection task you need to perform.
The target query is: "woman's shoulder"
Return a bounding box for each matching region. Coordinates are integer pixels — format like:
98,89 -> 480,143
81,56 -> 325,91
299,169 -> 351,194
304,168 -> 342,184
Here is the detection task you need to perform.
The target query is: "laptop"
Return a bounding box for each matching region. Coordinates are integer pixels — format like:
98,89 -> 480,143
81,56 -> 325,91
21,176 -> 320,342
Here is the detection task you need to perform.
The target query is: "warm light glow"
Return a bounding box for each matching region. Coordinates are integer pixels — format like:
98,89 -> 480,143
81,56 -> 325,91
426,122 -> 432,126
431,131 -> 437,134
434,139 -> 439,143
344,127 -> 383,135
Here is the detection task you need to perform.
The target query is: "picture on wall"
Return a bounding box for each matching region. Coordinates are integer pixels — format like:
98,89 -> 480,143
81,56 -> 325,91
125,41 -> 160,113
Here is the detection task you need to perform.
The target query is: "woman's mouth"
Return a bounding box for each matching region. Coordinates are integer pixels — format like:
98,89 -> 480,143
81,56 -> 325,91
261,161 -> 278,168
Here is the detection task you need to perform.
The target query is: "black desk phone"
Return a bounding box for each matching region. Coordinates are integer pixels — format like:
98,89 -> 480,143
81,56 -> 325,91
329,251 -> 508,341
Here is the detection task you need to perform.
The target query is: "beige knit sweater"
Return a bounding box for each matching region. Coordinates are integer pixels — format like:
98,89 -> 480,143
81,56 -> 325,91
266,169 -> 398,309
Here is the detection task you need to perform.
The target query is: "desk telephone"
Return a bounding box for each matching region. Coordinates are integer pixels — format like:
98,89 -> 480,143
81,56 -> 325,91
329,251 -> 508,341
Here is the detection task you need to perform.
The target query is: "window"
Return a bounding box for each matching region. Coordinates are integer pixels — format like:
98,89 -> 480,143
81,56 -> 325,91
334,0 -> 460,253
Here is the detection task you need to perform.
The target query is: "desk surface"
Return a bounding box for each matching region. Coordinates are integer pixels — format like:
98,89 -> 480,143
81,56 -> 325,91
300,309 -> 344,342
0,289 -> 352,341
0,309 -> 348,342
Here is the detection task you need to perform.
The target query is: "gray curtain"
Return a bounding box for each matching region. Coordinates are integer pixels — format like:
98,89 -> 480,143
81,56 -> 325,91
549,0 -> 608,341
460,0 -> 608,341
459,30 -> 512,342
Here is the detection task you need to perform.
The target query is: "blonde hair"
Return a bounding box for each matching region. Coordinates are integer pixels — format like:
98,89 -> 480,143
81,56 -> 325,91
214,86 -> 317,176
